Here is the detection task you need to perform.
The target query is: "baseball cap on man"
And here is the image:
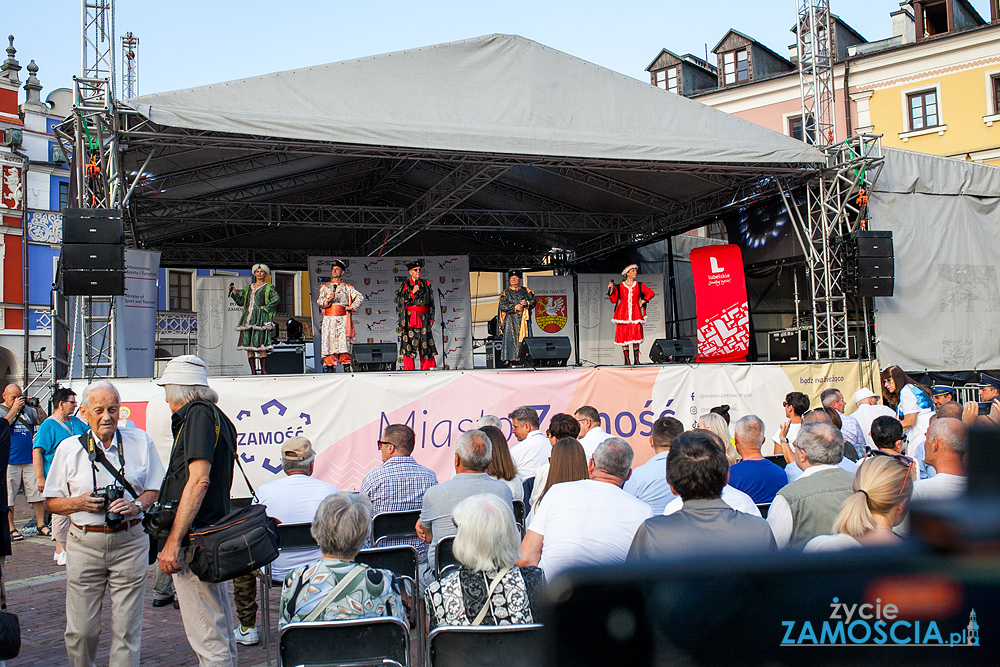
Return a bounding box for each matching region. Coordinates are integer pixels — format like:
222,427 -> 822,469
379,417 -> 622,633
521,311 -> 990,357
157,355 -> 209,387
282,437 -> 315,462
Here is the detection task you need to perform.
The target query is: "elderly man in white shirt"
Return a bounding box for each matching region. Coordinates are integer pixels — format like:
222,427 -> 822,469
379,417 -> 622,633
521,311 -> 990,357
849,388 -> 897,451
574,405 -> 610,460
912,418 -> 967,501
44,381 -> 164,667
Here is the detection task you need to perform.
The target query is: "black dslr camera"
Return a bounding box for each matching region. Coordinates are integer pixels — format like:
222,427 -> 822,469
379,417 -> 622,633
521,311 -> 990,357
92,485 -> 125,529
141,501 -> 179,541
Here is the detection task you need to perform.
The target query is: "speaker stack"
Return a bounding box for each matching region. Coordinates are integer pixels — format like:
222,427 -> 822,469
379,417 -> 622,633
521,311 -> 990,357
61,209 -> 125,296
844,231 -> 894,297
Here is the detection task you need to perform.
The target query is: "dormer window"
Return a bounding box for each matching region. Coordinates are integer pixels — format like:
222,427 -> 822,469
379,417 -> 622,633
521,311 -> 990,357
722,49 -> 749,85
654,66 -> 680,93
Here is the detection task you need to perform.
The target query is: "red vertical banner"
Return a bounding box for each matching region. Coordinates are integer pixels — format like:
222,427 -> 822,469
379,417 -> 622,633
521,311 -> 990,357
690,244 -> 750,363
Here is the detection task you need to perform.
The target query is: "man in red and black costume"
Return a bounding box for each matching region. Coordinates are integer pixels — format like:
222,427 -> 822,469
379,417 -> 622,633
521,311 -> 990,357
608,263 -> 655,365
395,259 -> 437,370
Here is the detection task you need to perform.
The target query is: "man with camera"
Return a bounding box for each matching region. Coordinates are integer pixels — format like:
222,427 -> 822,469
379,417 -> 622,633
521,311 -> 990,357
2,384 -> 44,541
153,355 -> 239,666
44,380 -> 164,667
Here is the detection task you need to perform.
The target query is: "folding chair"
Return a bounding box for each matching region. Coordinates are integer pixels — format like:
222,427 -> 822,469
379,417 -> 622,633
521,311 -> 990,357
426,624 -> 544,667
756,503 -> 771,519
262,522 -> 319,665
278,617 -> 410,667
512,499 -> 526,536
371,510 -> 422,547
356,545 -> 422,660
434,536 -> 460,579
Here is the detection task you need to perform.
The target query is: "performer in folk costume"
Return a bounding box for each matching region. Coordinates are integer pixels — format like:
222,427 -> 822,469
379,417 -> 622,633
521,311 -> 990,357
498,270 -> 536,366
608,263 -> 655,365
316,259 -> 364,372
395,259 -> 437,370
230,263 -> 280,374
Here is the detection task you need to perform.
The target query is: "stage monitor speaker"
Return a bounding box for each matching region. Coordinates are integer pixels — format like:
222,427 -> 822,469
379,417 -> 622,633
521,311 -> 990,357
853,230 -> 893,257
768,330 -> 808,362
649,339 -> 697,364
353,343 -> 398,372
62,208 -> 124,244
62,270 -> 125,296
519,337 -> 571,367
62,244 -> 125,271
856,277 -> 894,297
268,344 -> 305,374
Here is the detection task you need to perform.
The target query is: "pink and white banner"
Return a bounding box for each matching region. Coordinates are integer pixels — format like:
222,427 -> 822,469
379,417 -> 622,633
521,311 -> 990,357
96,361 -> 875,493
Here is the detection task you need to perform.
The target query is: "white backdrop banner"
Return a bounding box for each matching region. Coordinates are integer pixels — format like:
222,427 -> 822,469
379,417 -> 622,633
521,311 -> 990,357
196,276 -> 251,376
307,256 -> 472,370
528,276 -> 575,362
577,273 -> 665,366
101,361 -> 875,492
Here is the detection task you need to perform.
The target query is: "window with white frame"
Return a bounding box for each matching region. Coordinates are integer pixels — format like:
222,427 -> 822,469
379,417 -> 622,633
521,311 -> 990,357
907,89 -> 939,131
722,49 -> 749,85
992,74 -> 1000,116
654,69 -> 666,89
666,67 -> 679,94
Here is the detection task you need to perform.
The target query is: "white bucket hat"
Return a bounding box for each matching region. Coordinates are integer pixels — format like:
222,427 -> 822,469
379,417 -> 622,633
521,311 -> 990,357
157,355 -> 210,387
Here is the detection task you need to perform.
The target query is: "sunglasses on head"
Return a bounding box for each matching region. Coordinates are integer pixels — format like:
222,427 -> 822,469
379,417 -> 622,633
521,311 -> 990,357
863,449 -> 915,495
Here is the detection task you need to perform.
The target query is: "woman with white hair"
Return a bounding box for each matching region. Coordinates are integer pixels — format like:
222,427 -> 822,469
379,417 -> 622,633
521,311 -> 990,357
279,493 -> 403,627
698,412 -> 739,465
424,494 -> 545,627
805,453 -> 915,552
229,263 -> 279,374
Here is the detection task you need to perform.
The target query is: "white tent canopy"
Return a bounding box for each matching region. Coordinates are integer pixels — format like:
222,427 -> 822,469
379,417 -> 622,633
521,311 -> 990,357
128,34 -> 823,166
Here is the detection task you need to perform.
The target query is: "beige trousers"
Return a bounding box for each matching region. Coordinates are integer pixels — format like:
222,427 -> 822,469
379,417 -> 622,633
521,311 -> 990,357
173,566 -> 239,667
64,522 -> 148,667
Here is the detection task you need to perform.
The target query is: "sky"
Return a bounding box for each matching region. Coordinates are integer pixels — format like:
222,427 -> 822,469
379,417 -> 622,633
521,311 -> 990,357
2,1 -> 994,97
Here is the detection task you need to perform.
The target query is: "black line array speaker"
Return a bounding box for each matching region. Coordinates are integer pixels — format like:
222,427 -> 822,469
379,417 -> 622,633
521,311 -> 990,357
62,244 -> 125,270
519,337 -> 571,367
848,231 -> 894,297
353,343 -> 398,372
62,209 -> 126,296
62,208 -> 124,244
649,339 -> 697,363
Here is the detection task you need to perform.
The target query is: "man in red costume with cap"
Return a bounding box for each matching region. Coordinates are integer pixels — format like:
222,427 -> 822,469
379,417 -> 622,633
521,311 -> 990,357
396,259 -> 437,370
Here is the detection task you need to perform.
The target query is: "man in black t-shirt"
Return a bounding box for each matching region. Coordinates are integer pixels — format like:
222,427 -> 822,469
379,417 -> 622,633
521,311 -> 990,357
156,355 -> 239,666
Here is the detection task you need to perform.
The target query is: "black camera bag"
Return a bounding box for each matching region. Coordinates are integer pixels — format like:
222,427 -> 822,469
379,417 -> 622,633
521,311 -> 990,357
187,503 -> 279,583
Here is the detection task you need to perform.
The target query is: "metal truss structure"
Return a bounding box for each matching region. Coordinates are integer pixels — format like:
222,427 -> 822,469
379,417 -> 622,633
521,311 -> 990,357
796,0 -> 836,146
121,31 -> 138,99
50,0 -> 123,378
778,134 -> 883,360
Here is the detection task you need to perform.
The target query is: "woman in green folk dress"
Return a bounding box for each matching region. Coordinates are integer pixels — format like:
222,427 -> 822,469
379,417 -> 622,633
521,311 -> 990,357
229,263 -> 280,374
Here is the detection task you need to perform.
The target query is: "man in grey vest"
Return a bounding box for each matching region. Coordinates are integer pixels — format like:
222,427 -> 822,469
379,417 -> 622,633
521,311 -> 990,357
766,422 -> 854,550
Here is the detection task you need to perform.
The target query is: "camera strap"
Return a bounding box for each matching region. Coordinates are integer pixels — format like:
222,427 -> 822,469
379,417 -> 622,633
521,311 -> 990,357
78,431 -> 138,499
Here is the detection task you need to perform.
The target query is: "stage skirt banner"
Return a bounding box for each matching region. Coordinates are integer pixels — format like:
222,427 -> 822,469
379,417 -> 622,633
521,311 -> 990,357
528,275 -> 575,362
690,244 -> 750,363
577,273 -> 665,366
196,276 -> 252,376
307,256 -> 473,370
94,361 -> 875,492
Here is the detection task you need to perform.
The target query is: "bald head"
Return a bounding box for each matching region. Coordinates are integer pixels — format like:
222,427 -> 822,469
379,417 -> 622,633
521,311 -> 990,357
2,384 -> 22,407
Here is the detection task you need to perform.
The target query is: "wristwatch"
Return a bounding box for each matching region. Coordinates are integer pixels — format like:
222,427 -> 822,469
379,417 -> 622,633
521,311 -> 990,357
133,500 -> 144,513
781,438 -> 789,444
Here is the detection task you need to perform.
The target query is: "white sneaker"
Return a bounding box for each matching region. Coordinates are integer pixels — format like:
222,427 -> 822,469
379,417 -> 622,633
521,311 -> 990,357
234,626 -> 259,646
56,551 -> 67,566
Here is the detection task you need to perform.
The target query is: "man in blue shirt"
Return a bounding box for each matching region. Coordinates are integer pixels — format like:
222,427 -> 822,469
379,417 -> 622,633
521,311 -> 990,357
32,387 -> 89,563
728,415 -> 786,505
2,384 -> 41,540
623,416 -> 684,514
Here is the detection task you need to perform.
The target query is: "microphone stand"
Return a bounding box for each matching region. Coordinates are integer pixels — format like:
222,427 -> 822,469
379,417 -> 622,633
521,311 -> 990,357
437,288 -> 447,369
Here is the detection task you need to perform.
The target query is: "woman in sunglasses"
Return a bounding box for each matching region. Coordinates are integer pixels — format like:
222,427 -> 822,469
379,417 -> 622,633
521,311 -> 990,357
804,453 -> 914,552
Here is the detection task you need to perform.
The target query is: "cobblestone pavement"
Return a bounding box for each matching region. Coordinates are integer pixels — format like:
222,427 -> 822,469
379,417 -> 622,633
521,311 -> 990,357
4,495 -> 280,666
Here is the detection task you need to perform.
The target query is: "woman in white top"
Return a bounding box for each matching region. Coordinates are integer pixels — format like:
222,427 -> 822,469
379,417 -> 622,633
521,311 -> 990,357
805,453 -> 915,552
881,365 -> 934,475
481,426 -> 524,501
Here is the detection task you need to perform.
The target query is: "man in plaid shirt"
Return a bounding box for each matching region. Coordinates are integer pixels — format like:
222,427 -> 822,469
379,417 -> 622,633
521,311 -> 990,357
360,424 -> 438,561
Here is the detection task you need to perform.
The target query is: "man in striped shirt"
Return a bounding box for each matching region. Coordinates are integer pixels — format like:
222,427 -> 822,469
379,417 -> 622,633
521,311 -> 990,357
360,424 -> 438,562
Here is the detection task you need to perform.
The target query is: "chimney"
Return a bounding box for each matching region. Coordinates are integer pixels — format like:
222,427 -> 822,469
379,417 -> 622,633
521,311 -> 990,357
892,2 -> 916,44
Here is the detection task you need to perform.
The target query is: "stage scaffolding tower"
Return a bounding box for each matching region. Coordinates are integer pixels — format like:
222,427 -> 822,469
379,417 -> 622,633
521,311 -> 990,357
778,135 -> 883,361
52,0 -> 122,378
795,0 -> 836,147
122,32 -> 138,99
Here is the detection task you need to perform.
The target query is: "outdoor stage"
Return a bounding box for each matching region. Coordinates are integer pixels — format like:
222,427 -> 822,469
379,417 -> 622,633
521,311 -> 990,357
85,360 -> 876,493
